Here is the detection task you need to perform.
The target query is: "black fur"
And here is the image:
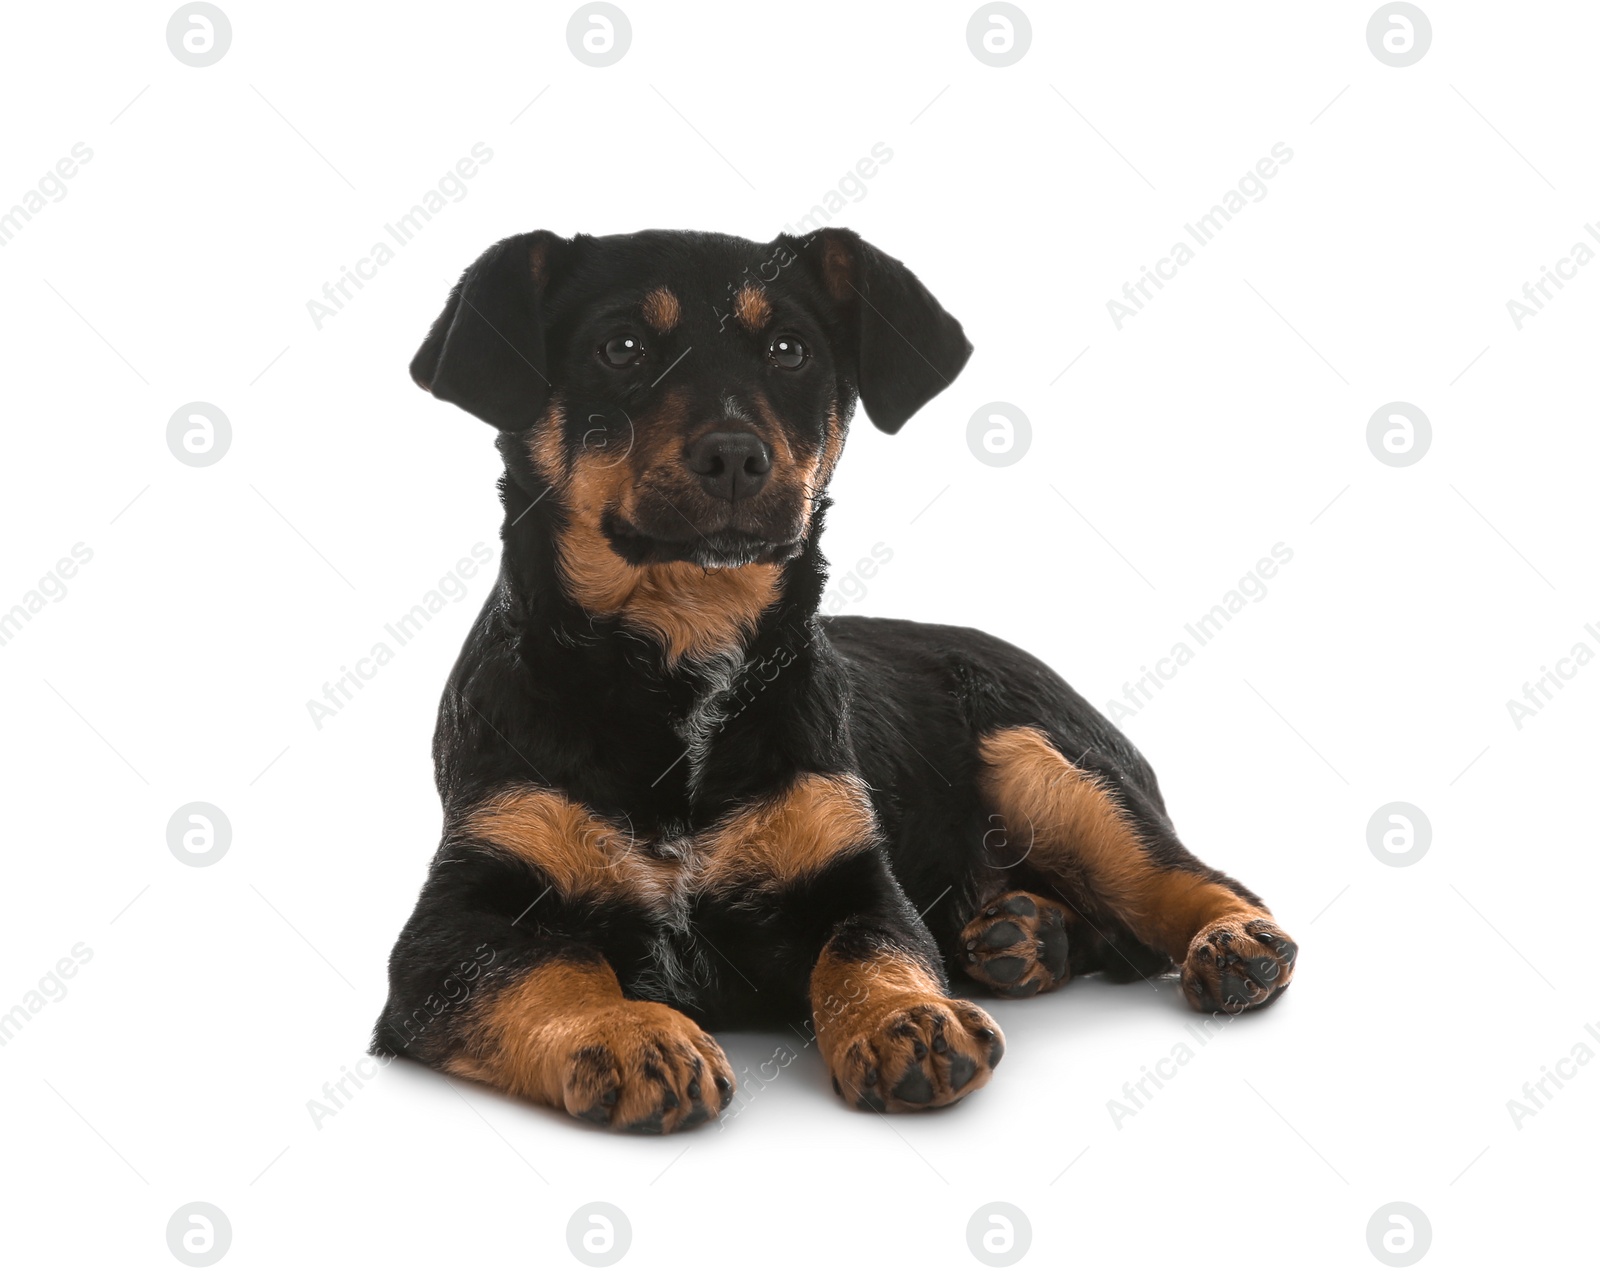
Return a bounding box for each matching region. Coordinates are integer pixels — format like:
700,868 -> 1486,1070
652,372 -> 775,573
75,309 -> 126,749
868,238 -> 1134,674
373,228 -> 1279,1094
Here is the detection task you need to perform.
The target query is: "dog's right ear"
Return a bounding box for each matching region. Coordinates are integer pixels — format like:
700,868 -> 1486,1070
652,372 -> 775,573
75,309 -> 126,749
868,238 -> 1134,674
409,231 -> 568,431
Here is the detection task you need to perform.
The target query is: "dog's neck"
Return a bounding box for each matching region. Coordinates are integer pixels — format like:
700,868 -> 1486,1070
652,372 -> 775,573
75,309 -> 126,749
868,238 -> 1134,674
494,466 -> 832,679
448,463 -> 844,826
546,513 -> 786,665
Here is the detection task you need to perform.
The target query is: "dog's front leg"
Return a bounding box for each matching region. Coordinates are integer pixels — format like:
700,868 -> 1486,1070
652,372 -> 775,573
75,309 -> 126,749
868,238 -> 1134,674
808,885 -> 1005,1113
690,770 -> 1005,1112
446,951 -> 733,1133
379,936 -> 734,1133
374,837 -> 734,1134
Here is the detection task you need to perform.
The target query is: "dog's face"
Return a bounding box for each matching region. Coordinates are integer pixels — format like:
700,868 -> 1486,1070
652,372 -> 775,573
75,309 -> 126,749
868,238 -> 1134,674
410,229 -> 971,571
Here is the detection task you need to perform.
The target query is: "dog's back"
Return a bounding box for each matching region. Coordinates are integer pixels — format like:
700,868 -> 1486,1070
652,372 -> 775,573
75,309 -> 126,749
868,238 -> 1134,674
374,229 -> 1294,1133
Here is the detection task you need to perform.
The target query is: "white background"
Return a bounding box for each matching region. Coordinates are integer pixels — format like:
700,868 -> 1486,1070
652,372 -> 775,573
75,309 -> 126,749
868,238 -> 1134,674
2,1 -> 1595,1267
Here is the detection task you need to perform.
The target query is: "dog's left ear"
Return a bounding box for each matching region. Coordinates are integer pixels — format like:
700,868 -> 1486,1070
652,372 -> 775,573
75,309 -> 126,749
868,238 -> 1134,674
409,230 -> 569,431
787,228 -> 973,434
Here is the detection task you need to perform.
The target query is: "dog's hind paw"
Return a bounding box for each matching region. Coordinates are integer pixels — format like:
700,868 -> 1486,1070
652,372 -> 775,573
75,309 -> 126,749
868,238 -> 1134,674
959,891 -> 1073,997
1180,915 -> 1297,1014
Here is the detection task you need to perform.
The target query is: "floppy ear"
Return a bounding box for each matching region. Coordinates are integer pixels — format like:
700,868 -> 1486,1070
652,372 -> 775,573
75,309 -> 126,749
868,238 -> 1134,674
791,228 -> 973,434
409,230 -> 567,431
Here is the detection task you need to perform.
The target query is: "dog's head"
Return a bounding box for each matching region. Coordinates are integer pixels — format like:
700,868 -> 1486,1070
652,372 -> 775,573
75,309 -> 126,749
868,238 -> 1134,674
410,229 -> 971,571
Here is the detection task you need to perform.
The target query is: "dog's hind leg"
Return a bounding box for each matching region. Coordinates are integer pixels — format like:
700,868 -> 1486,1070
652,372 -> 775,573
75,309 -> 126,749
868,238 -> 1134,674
968,726 -> 1297,1013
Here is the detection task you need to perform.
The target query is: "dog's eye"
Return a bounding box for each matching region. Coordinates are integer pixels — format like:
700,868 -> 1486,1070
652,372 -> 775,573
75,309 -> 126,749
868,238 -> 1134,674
768,335 -> 808,370
601,334 -> 645,367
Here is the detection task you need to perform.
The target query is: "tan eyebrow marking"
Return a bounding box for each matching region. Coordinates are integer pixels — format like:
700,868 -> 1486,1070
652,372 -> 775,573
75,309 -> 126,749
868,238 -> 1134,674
734,283 -> 771,331
641,287 -> 681,333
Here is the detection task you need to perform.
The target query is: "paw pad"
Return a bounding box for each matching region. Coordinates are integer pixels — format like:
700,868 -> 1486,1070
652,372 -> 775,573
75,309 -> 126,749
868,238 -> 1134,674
1181,915 -> 1298,1014
830,998 -> 1003,1114
960,891 -> 1074,997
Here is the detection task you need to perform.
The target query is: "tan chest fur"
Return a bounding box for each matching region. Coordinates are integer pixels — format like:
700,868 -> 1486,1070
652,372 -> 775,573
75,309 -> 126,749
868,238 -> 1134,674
460,772 -> 879,912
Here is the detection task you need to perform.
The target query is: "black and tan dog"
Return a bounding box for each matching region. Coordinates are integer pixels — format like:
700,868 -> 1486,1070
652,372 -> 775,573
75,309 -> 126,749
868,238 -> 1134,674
373,228 -> 1297,1132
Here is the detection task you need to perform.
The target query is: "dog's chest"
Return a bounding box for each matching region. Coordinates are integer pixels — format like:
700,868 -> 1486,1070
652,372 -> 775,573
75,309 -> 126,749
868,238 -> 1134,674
603,821 -> 738,914
669,650 -> 745,796
613,834 -> 745,1009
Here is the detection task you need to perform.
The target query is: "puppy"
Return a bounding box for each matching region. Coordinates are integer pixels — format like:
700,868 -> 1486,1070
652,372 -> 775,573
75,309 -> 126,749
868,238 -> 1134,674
373,228 -> 1296,1132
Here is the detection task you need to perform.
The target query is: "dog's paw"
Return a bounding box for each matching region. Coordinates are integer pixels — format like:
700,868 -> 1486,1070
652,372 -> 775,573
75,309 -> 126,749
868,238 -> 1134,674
1180,914 -> 1297,1014
829,998 -> 1003,1113
556,1002 -> 734,1133
959,891 -> 1073,997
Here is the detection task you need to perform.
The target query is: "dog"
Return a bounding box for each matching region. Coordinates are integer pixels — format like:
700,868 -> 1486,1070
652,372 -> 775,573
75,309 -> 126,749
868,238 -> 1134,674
372,228 -> 1297,1132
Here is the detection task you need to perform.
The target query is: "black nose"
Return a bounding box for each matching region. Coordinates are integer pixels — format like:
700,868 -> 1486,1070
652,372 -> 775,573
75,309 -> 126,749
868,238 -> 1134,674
684,430 -> 772,502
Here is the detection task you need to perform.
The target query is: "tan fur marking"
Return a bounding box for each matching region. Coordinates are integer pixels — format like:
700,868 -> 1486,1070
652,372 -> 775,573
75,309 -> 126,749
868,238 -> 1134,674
559,524 -> 781,664
697,773 -> 877,895
532,401 -> 567,484
528,236 -> 552,285
641,287 -> 681,333
811,402 -> 845,499
977,727 -> 1266,959
810,945 -> 1003,1111
745,389 -> 826,532
810,949 -> 945,1069
464,775 -> 870,905
526,413 -> 782,665
446,957 -> 624,1101
447,956 -> 737,1128
462,787 -> 676,906
819,233 -> 854,302
734,283 -> 771,330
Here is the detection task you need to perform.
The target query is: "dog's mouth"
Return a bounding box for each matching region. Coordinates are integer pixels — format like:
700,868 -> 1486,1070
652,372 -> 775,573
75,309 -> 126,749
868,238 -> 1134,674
601,512 -> 800,569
